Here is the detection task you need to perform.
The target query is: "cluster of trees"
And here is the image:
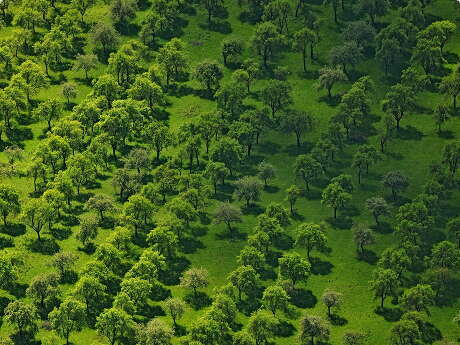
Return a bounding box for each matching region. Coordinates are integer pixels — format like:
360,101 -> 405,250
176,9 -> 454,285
0,0 -> 459,344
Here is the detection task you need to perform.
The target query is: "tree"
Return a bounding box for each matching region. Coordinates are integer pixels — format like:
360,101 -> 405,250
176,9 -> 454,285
4,301 -> 37,338
210,136 -> 243,176
343,331 -> 368,345
59,82 -> 77,108
26,272 -> 59,312
91,23 -> 119,59
357,0 -> 389,26
96,308 -> 134,345
72,0 -> 96,22
120,278 -> 152,311
286,185 -> 301,214
383,171 -> 409,201
433,104 -> 450,133
205,162 -> 230,194
299,314 -> 330,345
443,141 -> 460,178
430,240 -> 460,270
73,276 -> 107,315
193,60 -> 224,95
33,98 -> 62,132
251,22 -> 281,67
330,42 -> 364,76
49,298 -> 86,345
257,162 -> 276,187
213,202 -> 242,232
124,194 -> 154,237
280,109 -> 315,147
411,38 -> 444,74
400,284 -> 435,315
262,285 -> 289,316
324,0 -> 340,23
317,66 -> 347,98
439,68 -> 460,110
228,265 -> 259,301
279,253 -> 311,287
221,38 -> 243,65
21,198 -> 52,241
76,214 -> 99,248
180,267 -> 209,297
321,182 -> 351,219
229,121 -> 256,156
147,226 -> 178,258
382,84 -> 416,130
0,254 -> 18,291
11,60 -> 48,104
295,222 -> 327,262
128,76 -> 164,114
143,121 -> 173,161
447,217 -> 460,248
111,0 -> 138,30
237,246 -> 265,271
353,224 -> 375,255
164,298 -> 186,327
137,318 -> 174,345
294,155 -> 322,192
157,38 -> 188,86
0,184 -> 20,227
73,54 -> 98,81
419,20 -> 456,55
293,28 -> 317,72
370,268 -> 399,308
247,310 -> 277,345
85,194 -> 115,223
234,176 -> 263,207
261,80 -> 292,118
390,320 -> 421,345
51,252 -> 78,281
365,197 -> 389,225
321,290 -> 343,318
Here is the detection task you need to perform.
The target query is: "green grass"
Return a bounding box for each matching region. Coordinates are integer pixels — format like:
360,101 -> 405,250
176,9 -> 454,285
0,0 -> 460,344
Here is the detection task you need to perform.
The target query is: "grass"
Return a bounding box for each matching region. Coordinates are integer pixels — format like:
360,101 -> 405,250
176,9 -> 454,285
0,0 -> 460,344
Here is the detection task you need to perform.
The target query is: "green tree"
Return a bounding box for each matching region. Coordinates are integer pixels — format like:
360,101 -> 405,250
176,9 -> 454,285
180,268 -> 209,298
33,98 -> 62,132
228,265 -> 259,301
49,298 -> 86,345
251,22 -> 281,67
205,162 -> 230,194
294,154 -> 322,192
262,285 -> 289,316
51,251 -> 78,281
96,307 -> 134,345
261,80 -> 292,118
210,137 -> 243,176
321,182 -> 351,218
279,253 -> 311,287
292,28 -> 317,72
295,222 -> 327,262
73,54 -> 98,81
0,184 -> 20,227
72,0 -> 96,22
382,84 -> 416,130
194,60 -> 224,95
401,284 -> 435,315
247,310 -> 277,345
73,276 -> 107,315
370,268 -> 399,308
365,197 -> 389,225
26,272 -> 59,312
143,121 -> 173,161
137,318 -> 174,345
280,109 -> 315,147
85,194 -> 116,223
164,297 -> 186,327
353,224 -> 375,255
21,198 -> 52,241
299,314 -> 330,345
4,301 -> 38,338
76,214 -> 99,248
286,185 -> 301,214
390,320 -> 421,345
439,68 -> 460,110
221,38 -> 243,65
383,171 -> 409,201
213,202 -> 242,232
321,289 -> 343,318
237,246 -> 265,271
123,194 -> 154,237
234,176 -> 263,207
317,66 -> 347,98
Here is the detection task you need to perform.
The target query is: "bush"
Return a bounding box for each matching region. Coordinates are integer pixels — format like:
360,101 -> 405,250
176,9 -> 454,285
0,234 -> 14,249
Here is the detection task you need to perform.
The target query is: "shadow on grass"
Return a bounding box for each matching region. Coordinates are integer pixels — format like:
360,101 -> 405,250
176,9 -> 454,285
266,250 -> 282,267
274,233 -> 294,250
326,216 -> 353,229
310,257 -> 334,275
290,288 -> 317,309
11,331 -> 40,345
26,237 -> 60,255
158,256 -> 191,285
216,228 -> 247,241
274,320 -> 296,337
151,282 -> 171,301
395,126 -> 424,141
49,225 -> 73,240
184,291 -> 212,310
375,306 -> 403,322
180,236 -> 205,254
371,221 -> 393,234
357,249 -> 378,265
0,223 -> 26,237
238,297 -> 261,316
329,314 -> 348,326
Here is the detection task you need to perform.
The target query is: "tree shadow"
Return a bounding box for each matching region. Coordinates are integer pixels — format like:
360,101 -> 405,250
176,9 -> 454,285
290,288 -> 317,308
310,257 -> 334,275
375,306 -> 403,322
60,213 -> 79,226
158,256 -> 191,285
329,314 -> 348,326
0,223 -> 26,237
215,228 -> 247,241
174,324 -> 187,336
357,249 -> 378,265
242,204 -> 265,216
395,126 -> 424,141
371,221 -> 393,234
150,281 -> 171,301
274,233 -> 294,250
49,225 -> 73,240
200,19 -> 232,34
139,304 -> 165,319
264,185 -> 280,194
26,237 -> 60,255
438,130 -> 454,139
238,297 -> 261,316
257,141 -> 281,154
184,291 -> 212,310
420,321 -> 442,344
10,331 -> 40,345
283,142 -> 313,156
179,236 -> 205,254
274,320 -> 296,337
326,216 -> 353,229
266,250 -> 282,267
